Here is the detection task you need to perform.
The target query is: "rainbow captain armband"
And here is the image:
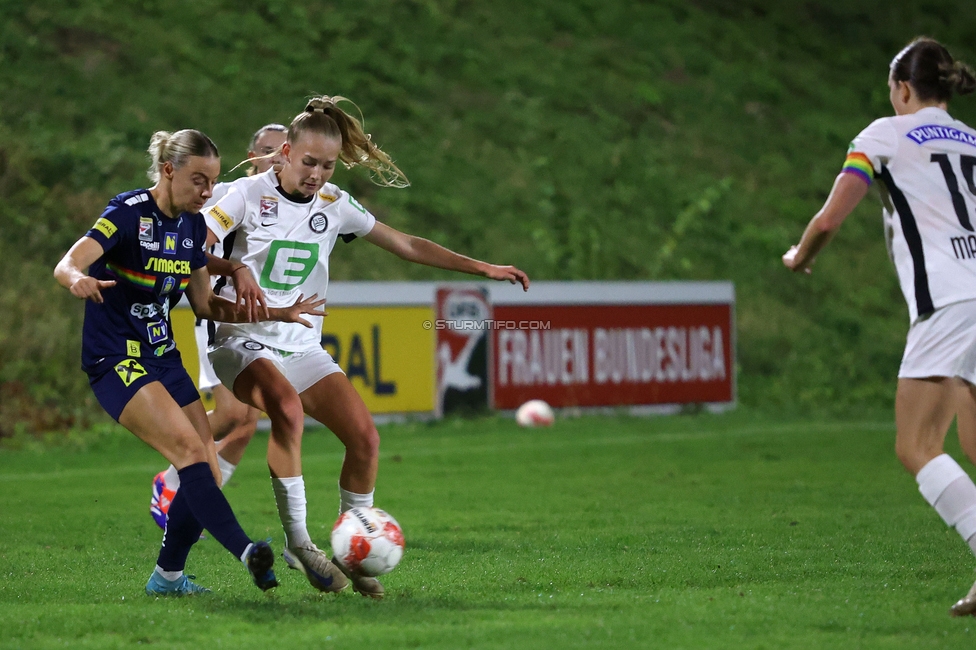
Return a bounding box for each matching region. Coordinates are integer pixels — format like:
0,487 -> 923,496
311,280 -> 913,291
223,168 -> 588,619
841,152 -> 874,185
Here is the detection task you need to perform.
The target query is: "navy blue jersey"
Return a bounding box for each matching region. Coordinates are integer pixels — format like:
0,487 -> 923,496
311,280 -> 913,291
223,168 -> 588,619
81,189 -> 207,372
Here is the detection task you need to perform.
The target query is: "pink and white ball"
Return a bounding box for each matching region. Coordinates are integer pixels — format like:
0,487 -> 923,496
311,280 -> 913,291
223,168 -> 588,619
331,507 -> 405,577
515,399 -> 555,427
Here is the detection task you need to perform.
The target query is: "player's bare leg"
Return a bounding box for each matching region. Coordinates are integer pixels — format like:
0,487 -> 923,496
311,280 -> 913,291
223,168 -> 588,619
897,377 -> 976,616
955,379 -> 976,468
209,383 -> 260,483
300,373 -> 384,598
234,358 -> 348,593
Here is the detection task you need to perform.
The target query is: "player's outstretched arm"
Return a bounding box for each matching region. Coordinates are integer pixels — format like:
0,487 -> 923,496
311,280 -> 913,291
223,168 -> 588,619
783,172 -> 870,274
54,237 -> 116,303
363,221 -> 530,291
185,267 -> 326,327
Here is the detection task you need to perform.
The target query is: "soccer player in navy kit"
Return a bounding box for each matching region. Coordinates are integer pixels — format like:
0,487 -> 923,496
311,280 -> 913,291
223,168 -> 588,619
54,128 -> 323,596
784,38 -> 976,616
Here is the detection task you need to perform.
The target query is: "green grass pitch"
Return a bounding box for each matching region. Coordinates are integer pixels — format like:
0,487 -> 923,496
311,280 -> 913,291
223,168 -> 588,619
2,412 -> 976,648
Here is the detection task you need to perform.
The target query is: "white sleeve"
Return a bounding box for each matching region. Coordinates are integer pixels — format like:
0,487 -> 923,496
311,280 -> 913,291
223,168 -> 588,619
203,184 -> 247,243
847,118 -> 899,174
336,190 -> 376,240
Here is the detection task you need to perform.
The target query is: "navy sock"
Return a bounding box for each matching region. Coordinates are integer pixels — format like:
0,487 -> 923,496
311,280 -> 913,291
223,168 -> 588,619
155,487 -> 204,572
174,462 -> 253,561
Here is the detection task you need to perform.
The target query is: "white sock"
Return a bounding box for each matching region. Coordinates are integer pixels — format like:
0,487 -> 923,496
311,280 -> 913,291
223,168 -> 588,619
272,476 -> 312,549
339,484 -> 374,513
917,454 -> 976,555
154,565 -> 183,582
163,465 -> 180,490
240,542 -> 254,564
217,455 -> 237,487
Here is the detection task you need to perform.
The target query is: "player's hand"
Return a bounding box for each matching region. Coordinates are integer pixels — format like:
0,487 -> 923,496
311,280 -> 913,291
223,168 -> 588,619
231,265 -> 269,322
484,265 -> 530,291
69,276 -> 116,303
782,246 -> 812,274
280,293 -> 327,328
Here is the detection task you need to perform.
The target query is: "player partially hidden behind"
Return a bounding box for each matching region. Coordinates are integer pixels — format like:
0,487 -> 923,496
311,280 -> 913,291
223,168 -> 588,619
150,124 -> 287,529
54,129 -> 323,596
202,96 -> 529,598
783,37 -> 976,616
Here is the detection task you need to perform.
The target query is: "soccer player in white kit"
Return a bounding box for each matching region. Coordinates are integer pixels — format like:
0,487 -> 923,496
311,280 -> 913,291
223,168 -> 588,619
150,124 -> 287,528
203,96 -> 530,598
783,37 -> 976,616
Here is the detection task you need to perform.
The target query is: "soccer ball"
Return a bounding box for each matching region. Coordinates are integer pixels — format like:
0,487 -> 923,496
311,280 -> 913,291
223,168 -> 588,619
331,507 -> 405,577
515,399 -> 555,427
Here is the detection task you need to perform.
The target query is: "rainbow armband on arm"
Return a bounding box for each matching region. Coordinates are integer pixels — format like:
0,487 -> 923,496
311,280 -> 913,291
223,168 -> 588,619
841,152 -> 874,185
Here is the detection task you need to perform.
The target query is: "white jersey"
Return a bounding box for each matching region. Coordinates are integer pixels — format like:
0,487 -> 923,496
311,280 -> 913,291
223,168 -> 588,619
203,168 -> 376,350
848,107 -> 976,322
205,182 -> 232,262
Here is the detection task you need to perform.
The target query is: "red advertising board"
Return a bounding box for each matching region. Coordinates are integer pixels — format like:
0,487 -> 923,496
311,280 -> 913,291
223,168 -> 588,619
491,303 -> 734,409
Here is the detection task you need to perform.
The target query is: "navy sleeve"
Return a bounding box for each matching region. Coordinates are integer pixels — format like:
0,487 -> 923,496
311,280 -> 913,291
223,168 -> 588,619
85,201 -> 127,253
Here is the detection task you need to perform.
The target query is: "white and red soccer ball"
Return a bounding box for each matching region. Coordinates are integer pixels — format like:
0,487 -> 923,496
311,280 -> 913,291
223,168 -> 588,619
331,507 -> 405,577
515,399 -> 555,427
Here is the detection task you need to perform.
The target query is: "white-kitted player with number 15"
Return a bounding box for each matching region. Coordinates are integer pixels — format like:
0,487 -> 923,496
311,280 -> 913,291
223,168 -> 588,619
203,96 -> 529,599
783,37 -> 976,617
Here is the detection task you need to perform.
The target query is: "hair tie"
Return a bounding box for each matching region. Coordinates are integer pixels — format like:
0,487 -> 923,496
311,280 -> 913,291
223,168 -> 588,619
305,103 -> 326,114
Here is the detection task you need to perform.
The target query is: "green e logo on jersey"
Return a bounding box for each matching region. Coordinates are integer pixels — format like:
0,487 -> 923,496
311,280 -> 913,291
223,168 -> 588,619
260,241 -> 320,290
348,195 -> 366,214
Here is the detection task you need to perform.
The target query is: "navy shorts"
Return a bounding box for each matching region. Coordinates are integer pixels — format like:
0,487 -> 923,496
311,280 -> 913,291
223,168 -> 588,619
87,357 -> 200,422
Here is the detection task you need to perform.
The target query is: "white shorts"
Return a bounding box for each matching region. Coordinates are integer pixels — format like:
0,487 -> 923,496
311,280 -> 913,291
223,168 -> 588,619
899,299 -> 976,383
209,335 -> 344,395
194,320 -> 221,391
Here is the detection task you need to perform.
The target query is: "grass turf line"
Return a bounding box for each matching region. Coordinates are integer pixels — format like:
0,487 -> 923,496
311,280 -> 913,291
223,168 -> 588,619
1,412 -> 975,648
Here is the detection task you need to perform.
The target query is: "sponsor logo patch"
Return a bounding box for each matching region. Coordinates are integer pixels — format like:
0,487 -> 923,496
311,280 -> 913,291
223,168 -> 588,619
114,359 -> 147,387
147,321 -> 168,344
182,238 -> 193,249
260,196 -> 279,226
139,217 -> 154,241
92,217 -> 117,239
144,258 -> 191,274
154,342 -> 174,357
163,233 -> 178,255
347,195 -> 366,214
243,341 -> 265,351
126,340 -> 141,357
209,205 -> 234,231
309,212 -> 329,234
130,303 -> 162,320
140,240 -> 160,251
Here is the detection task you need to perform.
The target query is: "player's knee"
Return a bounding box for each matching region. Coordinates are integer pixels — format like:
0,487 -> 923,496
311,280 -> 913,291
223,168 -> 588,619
266,391 -> 304,438
173,432 -> 208,466
346,421 -> 380,463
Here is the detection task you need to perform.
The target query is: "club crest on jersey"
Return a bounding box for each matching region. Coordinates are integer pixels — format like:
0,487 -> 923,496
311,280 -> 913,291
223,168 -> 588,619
163,233 -> 178,255
160,276 -> 177,294
147,321 -> 168,344
139,217 -> 154,241
309,212 -> 329,234
260,197 -> 279,226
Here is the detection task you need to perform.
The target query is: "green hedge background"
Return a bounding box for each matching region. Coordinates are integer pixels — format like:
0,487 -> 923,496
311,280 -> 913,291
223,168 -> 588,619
3,0 -> 975,433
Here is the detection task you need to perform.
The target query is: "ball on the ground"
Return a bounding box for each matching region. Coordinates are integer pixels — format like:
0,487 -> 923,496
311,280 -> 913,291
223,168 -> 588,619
331,507 -> 405,577
515,399 -> 555,427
